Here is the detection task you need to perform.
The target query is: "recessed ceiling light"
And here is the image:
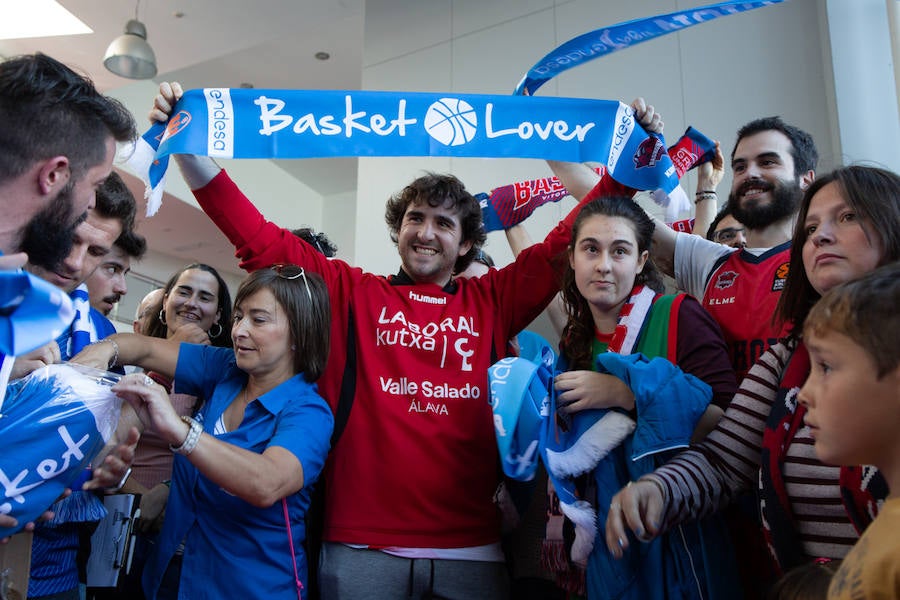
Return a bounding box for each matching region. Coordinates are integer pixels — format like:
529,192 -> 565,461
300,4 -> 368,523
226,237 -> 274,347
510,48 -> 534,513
0,0 -> 92,40
314,51 -> 330,61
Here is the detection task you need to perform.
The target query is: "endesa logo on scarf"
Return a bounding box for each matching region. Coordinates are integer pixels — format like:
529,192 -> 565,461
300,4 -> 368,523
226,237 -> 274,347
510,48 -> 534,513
205,89 -> 233,157
153,89 -> 678,195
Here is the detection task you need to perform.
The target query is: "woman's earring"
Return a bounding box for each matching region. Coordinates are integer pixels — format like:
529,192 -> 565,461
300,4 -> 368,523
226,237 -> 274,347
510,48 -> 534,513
158,309 -> 167,325
208,322 -> 224,339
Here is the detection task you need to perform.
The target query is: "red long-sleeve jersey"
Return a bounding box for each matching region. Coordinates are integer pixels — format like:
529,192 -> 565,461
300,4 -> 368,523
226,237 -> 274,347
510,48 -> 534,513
194,170 -> 623,548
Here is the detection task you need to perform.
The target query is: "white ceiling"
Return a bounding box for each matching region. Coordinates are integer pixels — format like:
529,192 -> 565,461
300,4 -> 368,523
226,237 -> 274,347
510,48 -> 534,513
0,0 -> 369,279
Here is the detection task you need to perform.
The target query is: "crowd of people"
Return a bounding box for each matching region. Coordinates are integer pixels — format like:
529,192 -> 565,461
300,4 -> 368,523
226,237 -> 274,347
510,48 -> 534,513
2,51 -> 898,600
0,52 -> 139,549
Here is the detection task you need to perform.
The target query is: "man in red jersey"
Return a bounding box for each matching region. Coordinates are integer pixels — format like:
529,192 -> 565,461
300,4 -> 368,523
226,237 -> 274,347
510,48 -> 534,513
659,117 -> 817,379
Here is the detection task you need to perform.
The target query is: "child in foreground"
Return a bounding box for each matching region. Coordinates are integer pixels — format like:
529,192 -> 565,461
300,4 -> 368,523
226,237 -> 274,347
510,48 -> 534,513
798,262 -> 900,600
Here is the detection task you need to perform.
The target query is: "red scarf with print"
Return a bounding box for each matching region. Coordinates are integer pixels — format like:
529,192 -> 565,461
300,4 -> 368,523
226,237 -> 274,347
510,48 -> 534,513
759,340 -> 887,573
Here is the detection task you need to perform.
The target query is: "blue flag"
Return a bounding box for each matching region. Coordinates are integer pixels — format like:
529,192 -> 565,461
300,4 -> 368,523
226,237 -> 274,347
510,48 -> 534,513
514,0 -> 786,95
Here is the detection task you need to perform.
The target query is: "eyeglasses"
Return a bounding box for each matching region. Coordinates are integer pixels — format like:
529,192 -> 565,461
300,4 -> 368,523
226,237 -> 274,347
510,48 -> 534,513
713,227 -> 745,244
271,264 -> 312,301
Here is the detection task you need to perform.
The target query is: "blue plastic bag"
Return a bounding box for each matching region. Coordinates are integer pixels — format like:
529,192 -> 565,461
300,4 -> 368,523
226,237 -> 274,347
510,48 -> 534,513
0,363 -> 122,537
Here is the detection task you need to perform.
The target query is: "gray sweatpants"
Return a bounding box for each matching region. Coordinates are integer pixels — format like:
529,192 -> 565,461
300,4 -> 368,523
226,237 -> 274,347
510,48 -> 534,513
318,542 -> 509,600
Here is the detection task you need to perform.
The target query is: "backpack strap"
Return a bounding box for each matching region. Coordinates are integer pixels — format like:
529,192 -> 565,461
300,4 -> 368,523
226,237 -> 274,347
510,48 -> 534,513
306,308 -> 356,600
331,308 -> 357,447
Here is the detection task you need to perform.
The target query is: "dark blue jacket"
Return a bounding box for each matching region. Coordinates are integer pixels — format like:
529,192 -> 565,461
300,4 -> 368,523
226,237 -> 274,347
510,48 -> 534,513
583,353 -> 740,600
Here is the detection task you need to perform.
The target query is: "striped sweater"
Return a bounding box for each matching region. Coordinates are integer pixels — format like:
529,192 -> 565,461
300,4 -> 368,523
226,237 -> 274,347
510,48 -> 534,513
646,339 -> 860,561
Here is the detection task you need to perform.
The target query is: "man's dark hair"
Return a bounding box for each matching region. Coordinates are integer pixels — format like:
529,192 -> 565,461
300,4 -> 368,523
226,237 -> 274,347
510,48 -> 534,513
0,53 -> 136,183
291,227 -> 337,257
384,172 -> 486,274
95,171 -> 137,230
115,229 -> 147,260
706,205 -> 734,241
471,248 -> 494,268
731,116 -> 818,178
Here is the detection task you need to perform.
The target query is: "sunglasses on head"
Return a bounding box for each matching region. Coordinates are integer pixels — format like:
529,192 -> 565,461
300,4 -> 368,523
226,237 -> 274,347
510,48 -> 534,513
271,264 -> 312,301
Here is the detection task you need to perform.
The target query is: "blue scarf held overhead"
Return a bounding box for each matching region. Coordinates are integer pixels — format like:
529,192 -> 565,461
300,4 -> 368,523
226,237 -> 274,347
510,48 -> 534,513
514,0 -> 787,95
131,90 -> 678,215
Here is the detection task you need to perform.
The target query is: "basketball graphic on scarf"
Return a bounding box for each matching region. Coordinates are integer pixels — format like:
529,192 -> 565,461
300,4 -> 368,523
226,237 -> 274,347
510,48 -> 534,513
425,98 -> 477,146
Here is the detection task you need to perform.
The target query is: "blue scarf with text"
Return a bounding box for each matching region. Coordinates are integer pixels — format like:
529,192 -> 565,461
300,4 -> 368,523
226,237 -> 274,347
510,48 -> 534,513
514,0 -> 786,95
133,91 -> 678,214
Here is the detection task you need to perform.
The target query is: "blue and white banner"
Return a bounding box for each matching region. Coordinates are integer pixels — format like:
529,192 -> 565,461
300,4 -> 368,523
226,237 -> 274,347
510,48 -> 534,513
514,0 -> 786,95
136,89 -> 679,214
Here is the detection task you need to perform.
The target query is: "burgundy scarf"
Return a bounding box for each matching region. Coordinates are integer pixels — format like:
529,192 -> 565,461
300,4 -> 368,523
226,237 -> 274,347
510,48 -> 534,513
759,340 -> 887,573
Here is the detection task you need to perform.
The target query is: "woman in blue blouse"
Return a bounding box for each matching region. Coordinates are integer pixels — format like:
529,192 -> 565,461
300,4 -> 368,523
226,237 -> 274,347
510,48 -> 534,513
75,265 -> 333,600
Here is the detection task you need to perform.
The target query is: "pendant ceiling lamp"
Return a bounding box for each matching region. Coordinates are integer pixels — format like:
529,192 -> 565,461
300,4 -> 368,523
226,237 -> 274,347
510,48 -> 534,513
103,1 -> 156,79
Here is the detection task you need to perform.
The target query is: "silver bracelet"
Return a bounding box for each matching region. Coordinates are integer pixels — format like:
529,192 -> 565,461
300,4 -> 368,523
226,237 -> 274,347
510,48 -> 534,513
106,466 -> 132,493
169,416 -> 203,456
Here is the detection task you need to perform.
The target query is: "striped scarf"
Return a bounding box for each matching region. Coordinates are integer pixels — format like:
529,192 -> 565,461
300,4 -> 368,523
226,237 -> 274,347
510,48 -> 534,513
60,284 -> 93,360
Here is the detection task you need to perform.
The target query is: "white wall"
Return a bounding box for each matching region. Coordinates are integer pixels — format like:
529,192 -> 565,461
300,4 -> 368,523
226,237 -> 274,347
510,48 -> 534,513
825,0 -> 900,171
322,190 -> 360,262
